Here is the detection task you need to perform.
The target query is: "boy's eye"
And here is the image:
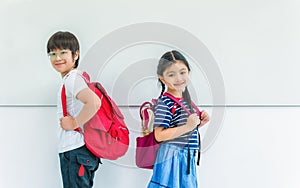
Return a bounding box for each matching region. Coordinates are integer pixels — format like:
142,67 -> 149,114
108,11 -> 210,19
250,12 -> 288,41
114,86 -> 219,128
60,51 -> 68,55
48,50 -> 70,60
48,52 -> 56,57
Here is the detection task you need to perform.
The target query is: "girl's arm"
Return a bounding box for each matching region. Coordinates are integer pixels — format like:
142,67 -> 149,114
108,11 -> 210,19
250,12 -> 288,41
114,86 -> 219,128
154,113 -> 200,142
199,110 -> 210,128
60,88 -> 101,130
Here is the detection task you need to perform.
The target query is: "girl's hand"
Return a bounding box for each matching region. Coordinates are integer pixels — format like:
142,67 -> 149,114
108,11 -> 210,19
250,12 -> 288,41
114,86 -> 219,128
186,113 -> 201,131
60,116 -> 78,130
199,110 -> 209,127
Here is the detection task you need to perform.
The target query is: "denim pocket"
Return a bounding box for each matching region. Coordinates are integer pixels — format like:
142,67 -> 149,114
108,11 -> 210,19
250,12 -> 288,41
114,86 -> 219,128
76,154 -> 99,177
76,154 -> 98,167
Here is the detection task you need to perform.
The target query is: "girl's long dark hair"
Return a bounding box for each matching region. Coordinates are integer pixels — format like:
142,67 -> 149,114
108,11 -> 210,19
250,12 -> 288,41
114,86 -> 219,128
157,50 -> 194,113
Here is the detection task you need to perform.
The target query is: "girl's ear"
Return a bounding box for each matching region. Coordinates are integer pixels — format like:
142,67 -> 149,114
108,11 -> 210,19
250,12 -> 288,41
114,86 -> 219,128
158,76 -> 165,84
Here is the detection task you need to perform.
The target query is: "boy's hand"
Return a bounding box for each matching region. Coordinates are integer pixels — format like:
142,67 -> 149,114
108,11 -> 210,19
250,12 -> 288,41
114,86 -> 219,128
60,116 -> 78,130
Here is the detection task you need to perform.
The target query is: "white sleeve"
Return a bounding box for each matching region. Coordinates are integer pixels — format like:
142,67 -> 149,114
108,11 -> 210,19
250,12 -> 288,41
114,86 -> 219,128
64,72 -> 88,98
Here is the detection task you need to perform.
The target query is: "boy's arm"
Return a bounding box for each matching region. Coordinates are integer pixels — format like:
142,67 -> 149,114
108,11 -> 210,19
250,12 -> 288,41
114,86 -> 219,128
60,88 -> 101,130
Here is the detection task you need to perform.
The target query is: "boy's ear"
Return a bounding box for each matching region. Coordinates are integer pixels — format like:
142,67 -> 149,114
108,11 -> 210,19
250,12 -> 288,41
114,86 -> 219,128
74,50 -> 79,60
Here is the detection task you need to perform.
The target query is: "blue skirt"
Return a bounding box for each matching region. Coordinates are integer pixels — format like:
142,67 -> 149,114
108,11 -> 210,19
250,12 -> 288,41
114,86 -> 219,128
147,143 -> 198,188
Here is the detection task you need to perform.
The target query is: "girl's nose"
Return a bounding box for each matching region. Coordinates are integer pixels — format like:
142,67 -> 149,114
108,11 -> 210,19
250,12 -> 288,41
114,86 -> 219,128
175,74 -> 182,81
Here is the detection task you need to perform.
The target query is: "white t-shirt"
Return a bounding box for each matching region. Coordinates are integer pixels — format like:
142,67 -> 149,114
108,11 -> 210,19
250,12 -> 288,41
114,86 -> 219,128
56,69 -> 87,153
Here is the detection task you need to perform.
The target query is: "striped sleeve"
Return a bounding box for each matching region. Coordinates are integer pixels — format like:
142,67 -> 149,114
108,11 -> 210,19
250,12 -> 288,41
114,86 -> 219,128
153,98 -> 172,128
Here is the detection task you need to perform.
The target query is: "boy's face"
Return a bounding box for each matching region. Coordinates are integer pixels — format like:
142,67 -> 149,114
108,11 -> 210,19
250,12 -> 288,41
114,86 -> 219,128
48,48 -> 78,77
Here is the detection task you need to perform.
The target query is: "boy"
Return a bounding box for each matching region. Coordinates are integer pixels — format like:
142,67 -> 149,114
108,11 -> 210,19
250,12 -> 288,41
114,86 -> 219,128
47,31 -> 101,188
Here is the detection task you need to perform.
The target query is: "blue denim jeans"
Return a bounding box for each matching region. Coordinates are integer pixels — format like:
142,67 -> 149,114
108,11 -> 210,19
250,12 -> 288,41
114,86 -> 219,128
59,145 -> 101,188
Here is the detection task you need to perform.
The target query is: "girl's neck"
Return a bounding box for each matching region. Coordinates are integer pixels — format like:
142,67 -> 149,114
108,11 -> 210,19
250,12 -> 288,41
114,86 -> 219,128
165,90 -> 182,98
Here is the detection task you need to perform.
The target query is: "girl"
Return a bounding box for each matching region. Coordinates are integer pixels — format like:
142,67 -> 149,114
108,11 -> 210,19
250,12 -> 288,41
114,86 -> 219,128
47,31 -> 101,188
148,50 -> 210,188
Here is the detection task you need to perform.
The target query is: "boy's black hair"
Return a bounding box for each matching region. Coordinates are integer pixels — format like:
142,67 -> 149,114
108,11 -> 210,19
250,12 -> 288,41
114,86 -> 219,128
47,31 -> 80,68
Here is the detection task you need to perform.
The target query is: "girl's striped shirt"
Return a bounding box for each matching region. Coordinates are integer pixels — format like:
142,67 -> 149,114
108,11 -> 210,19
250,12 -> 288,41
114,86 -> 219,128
153,95 -> 199,150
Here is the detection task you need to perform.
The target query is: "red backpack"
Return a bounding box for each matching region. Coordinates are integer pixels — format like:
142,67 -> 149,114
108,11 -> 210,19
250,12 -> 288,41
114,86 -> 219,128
61,72 -> 129,160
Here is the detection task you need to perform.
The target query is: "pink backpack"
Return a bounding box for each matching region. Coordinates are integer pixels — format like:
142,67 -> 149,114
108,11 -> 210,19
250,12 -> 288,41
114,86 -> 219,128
136,93 -> 201,169
61,72 -> 129,160
135,99 -> 160,169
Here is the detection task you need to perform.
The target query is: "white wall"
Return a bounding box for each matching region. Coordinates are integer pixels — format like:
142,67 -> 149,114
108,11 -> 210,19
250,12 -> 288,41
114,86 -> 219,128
1,107 -> 299,188
1,0 -> 300,187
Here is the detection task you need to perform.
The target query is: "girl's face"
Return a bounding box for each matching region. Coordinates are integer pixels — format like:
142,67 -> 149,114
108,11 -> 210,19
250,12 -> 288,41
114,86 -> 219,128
48,48 -> 78,77
159,60 -> 189,97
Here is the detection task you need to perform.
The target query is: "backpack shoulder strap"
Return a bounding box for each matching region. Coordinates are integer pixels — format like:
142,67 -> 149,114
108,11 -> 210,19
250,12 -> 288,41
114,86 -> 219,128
61,85 -> 67,117
61,71 -> 89,117
163,93 -> 201,116
61,84 -> 82,133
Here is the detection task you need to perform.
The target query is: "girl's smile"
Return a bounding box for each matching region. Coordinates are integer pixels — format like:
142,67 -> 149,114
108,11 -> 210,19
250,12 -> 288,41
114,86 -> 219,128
173,82 -> 185,87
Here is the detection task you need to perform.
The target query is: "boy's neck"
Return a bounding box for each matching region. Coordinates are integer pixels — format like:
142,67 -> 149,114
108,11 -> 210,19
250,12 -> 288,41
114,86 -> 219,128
61,68 -> 76,78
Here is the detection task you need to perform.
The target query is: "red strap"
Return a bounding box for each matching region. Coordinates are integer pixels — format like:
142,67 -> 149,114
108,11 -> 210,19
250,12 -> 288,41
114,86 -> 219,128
61,84 -> 82,133
191,103 -> 201,116
61,71 -> 91,117
139,102 -> 152,119
163,93 -> 201,116
61,85 -> 67,117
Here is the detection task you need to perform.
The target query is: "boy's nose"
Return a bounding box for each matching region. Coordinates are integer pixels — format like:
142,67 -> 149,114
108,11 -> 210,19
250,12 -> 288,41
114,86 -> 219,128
55,55 -> 62,60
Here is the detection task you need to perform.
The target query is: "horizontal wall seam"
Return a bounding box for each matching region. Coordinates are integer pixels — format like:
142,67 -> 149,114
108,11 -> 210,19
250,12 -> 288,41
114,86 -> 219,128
1,105 -> 300,108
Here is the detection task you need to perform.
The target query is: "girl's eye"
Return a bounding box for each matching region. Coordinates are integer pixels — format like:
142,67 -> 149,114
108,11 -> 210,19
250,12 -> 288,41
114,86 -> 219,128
168,74 -> 174,77
180,71 -> 187,75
